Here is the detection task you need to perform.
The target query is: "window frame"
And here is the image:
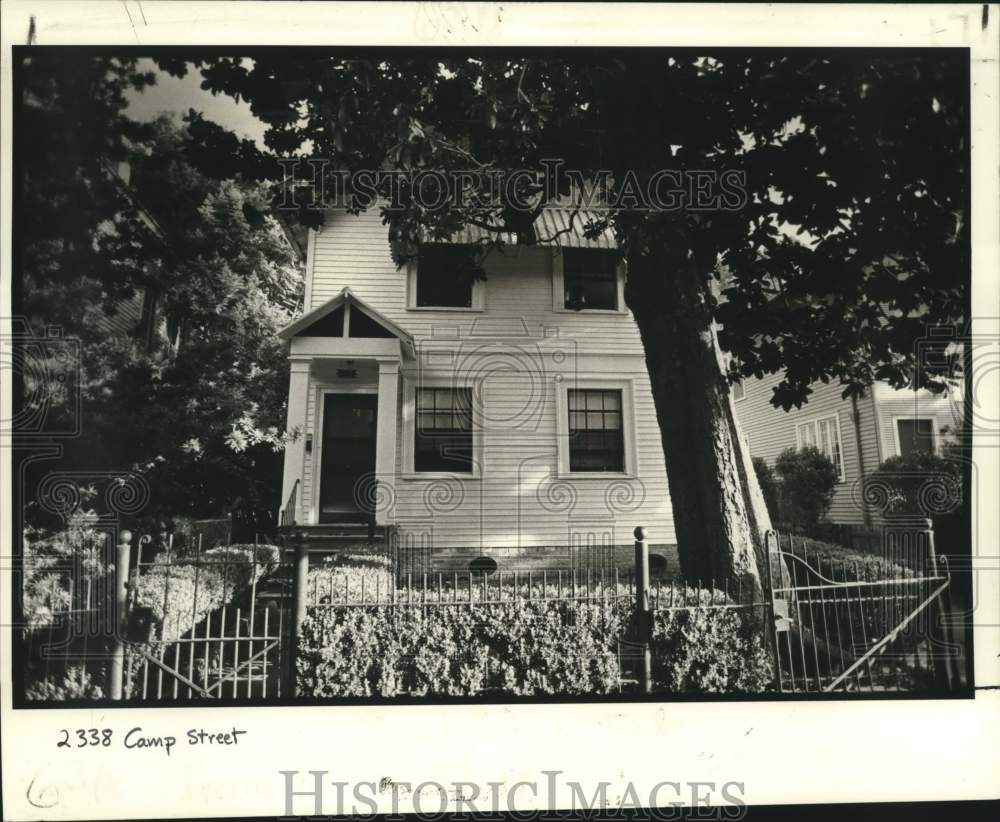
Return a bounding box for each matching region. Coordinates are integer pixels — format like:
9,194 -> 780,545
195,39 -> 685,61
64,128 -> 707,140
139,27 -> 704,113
400,376 -> 481,479
555,378 -> 638,478
732,379 -> 746,402
406,245 -> 485,312
892,416 -> 938,458
794,413 -> 846,483
551,248 -> 627,315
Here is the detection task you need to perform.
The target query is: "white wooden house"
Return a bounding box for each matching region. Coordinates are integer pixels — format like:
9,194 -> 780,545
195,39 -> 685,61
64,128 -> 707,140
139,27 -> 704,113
277,206 -> 677,570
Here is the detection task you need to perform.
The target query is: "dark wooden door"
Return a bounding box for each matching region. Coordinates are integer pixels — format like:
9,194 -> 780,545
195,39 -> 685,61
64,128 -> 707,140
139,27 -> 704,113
319,393 -> 377,522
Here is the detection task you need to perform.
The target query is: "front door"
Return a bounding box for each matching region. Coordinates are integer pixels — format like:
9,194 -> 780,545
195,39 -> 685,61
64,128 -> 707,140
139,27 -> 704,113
319,393 -> 377,523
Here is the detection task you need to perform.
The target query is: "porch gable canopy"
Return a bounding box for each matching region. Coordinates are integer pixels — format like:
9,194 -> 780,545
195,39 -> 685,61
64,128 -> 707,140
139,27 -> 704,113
279,287 -> 415,359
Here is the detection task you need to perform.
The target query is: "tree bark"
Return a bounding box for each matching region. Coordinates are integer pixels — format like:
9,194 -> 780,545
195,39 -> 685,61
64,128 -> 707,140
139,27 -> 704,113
624,235 -> 776,601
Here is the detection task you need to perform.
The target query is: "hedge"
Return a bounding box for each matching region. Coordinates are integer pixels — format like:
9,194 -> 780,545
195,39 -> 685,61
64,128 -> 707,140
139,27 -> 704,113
130,542 -> 279,642
297,589 -> 773,697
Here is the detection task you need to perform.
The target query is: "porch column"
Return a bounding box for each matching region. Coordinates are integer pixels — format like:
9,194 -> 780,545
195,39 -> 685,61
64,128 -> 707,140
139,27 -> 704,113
375,359 -> 400,525
281,358 -> 311,525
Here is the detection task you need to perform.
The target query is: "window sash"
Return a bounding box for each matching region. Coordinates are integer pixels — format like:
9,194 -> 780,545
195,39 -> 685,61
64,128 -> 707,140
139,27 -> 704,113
416,245 -> 474,308
563,249 -> 619,310
568,389 -> 626,472
796,416 -> 844,479
896,418 -> 936,457
414,387 -> 473,472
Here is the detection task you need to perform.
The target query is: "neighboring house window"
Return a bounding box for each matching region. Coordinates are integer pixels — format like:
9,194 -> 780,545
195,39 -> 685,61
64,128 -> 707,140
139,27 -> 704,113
732,379 -> 746,401
568,388 -> 624,471
414,386 -> 473,472
896,417 -> 936,457
415,245 -> 474,308
563,248 -> 619,311
795,414 -> 845,481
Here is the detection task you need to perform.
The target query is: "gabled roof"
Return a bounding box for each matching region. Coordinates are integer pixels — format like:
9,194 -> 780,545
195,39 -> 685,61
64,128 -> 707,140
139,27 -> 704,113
279,287 -> 415,356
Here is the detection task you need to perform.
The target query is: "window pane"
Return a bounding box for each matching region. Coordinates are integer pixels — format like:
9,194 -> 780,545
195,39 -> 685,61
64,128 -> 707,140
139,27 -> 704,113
897,418 -> 935,457
568,389 -> 625,471
416,245 -> 474,308
414,387 -> 473,472
563,249 -> 618,311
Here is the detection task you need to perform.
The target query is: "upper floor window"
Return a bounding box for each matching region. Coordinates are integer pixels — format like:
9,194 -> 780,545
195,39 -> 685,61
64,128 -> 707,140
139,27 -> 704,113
563,248 -> 619,311
414,245 -> 475,309
795,414 -> 845,481
732,379 -> 746,402
568,388 -> 624,472
896,417 -> 936,457
414,386 -> 473,473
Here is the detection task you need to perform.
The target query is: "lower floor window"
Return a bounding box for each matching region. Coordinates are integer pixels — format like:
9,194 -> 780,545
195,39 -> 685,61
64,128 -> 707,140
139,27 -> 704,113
415,386 -> 473,472
795,414 -> 845,480
897,417 -> 936,457
568,388 -> 624,472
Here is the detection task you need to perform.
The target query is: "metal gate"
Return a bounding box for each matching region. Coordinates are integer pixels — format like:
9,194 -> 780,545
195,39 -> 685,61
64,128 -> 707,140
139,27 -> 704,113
122,537 -> 293,701
767,531 -> 957,693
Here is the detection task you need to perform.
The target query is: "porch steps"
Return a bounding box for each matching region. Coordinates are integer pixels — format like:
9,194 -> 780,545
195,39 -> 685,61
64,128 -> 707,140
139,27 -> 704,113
277,523 -> 387,558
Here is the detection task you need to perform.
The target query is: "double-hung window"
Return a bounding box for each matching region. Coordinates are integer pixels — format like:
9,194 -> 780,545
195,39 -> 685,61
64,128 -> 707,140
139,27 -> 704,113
568,388 -> 625,472
562,248 -> 620,311
795,414 -> 845,481
414,386 -> 473,473
414,244 -> 476,308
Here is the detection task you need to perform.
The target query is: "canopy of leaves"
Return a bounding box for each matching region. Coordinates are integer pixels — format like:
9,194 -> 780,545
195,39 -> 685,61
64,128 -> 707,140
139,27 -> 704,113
17,53 -> 303,524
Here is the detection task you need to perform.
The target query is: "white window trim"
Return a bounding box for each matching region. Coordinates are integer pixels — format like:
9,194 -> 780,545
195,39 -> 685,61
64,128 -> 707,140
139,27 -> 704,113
555,377 -> 638,478
732,379 -> 746,402
405,257 -> 485,312
794,413 -> 846,483
310,384 -> 379,525
400,375 -> 482,480
892,415 -> 939,457
551,249 -> 627,315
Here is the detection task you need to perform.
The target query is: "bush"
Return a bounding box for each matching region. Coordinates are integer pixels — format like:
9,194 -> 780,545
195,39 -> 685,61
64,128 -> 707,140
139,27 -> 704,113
752,457 -> 780,519
774,446 -> 838,532
130,543 -> 279,642
298,599 -> 622,698
25,666 -> 105,701
651,605 -> 772,693
297,581 -> 773,697
867,452 -> 962,517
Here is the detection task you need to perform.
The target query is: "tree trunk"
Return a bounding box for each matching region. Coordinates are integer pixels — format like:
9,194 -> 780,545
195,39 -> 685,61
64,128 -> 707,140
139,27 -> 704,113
624,236 -> 776,601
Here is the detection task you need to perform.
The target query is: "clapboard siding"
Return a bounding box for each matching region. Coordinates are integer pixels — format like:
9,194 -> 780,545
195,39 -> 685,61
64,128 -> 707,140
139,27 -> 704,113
734,374 -> 879,525
298,209 -> 674,549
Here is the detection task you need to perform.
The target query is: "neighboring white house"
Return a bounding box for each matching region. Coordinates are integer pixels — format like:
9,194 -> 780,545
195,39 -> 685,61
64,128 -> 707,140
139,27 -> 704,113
277,206 -> 677,568
733,373 -> 962,526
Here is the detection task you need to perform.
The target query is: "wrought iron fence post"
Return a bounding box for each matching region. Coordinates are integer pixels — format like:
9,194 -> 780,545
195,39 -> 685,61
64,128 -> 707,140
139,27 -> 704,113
633,527 -> 652,694
108,530 -> 132,701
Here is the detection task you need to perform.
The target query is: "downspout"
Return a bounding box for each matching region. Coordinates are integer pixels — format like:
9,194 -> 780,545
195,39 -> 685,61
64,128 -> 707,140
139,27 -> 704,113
851,394 -> 872,527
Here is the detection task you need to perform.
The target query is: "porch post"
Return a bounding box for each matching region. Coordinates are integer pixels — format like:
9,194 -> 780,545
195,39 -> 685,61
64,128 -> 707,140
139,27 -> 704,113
374,359 -> 400,525
281,359 -> 311,525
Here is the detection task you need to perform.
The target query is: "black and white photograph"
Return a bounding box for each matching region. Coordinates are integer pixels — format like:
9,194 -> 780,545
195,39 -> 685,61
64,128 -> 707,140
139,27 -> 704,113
1,2 -> 997,819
